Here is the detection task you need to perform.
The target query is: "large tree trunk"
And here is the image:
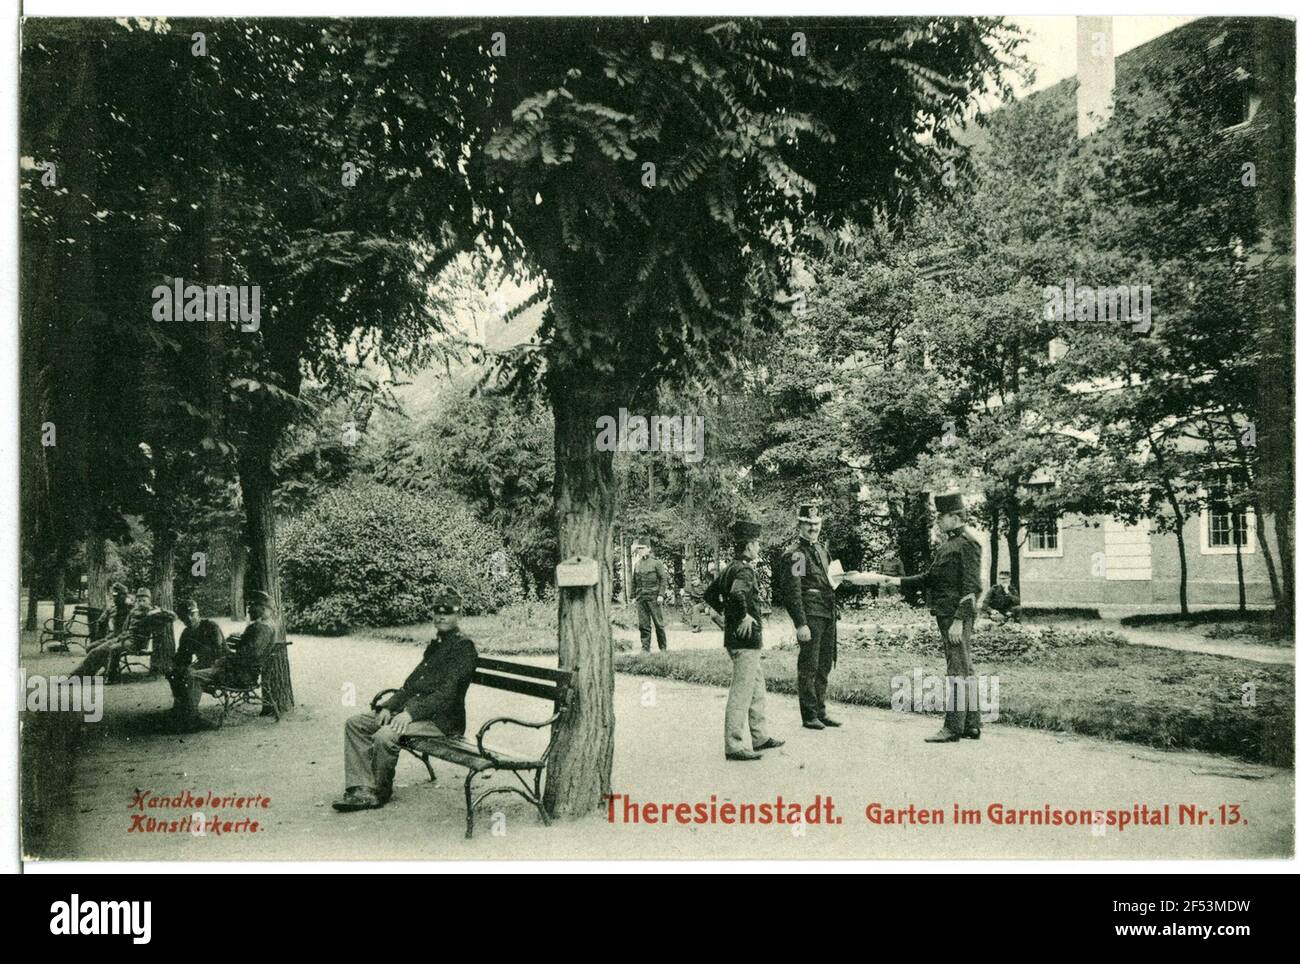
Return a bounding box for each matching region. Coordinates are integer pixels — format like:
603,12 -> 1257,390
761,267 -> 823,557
25,574 -> 40,632
152,529 -> 177,612
1271,507 -> 1294,630
86,536 -> 109,611
240,441 -> 294,714
1004,496 -> 1022,597
987,502 -> 1001,585
228,540 -> 248,620
542,367 -> 617,818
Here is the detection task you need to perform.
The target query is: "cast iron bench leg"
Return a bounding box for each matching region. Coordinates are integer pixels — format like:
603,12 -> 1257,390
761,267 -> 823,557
463,771 -> 477,839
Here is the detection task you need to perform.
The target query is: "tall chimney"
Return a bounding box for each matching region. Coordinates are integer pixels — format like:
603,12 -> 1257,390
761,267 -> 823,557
1076,16 -> 1116,137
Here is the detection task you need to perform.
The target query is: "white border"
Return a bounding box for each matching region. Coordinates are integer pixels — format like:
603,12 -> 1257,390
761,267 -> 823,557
5,0 -> 1297,876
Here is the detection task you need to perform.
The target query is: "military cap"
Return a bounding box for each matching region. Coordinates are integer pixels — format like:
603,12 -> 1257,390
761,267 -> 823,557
433,591 -> 462,615
934,492 -> 965,514
183,597 -> 200,612
248,590 -> 272,607
110,582 -> 128,596
796,502 -> 823,523
731,519 -> 762,543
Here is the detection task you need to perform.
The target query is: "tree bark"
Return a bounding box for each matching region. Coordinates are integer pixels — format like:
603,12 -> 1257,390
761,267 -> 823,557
152,529 -> 177,612
240,440 -> 295,713
1271,506 -> 1294,630
228,540 -> 248,619
86,536 -> 109,611
542,368 -> 617,818
25,573 -> 39,632
987,503 -> 1001,586
1234,530 -> 1247,614
1004,496 -> 1022,597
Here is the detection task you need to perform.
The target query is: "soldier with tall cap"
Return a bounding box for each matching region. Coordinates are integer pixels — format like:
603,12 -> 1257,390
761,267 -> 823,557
706,519 -> 784,761
778,502 -> 842,730
861,492 -> 985,743
334,590 -> 478,812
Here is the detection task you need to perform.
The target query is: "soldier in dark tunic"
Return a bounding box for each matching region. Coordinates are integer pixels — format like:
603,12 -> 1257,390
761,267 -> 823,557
166,598 -> 229,718
179,590 -> 277,726
980,570 -> 1022,623
707,519 -> 784,761
74,587 -> 175,682
93,582 -> 132,641
631,541 -> 670,652
778,503 -> 842,730
334,590 -> 478,812
872,493 -> 985,743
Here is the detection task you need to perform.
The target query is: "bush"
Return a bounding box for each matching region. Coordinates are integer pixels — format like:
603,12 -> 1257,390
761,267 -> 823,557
280,481 -> 522,633
1120,609 -> 1274,627
837,620 -> 1123,664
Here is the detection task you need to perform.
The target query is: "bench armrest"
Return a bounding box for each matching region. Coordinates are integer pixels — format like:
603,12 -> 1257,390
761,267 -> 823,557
475,711 -> 564,765
370,688 -> 399,711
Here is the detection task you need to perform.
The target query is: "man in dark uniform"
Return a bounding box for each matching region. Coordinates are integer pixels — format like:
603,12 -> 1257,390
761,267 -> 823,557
179,590 -> 278,725
93,582 -> 132,641
166,598 -> 228,719
980,570 -> 1022,623
631,541 -> 670,652
706,520 -> 784,761
868,492 -> 984,743
333,590 -> 478,812
74,587 -> 175,682
686,562 -> 719,632
779,503 -> 841,730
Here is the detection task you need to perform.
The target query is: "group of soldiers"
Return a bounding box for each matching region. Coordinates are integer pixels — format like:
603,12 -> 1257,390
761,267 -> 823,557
71,582 -> 278,730
695,491 -> 993,759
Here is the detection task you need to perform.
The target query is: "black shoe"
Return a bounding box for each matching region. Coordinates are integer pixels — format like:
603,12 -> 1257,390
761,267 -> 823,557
924,728 -> 961,744
726,750 -> 762,761
332,787 -> 382,812
963,729 -> 981,740
753,738 -> 785,751
802,719 -> 826,730
819,716 -> 842,728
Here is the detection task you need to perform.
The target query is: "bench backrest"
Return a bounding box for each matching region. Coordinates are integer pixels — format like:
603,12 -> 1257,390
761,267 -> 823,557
471,657 -> 574,714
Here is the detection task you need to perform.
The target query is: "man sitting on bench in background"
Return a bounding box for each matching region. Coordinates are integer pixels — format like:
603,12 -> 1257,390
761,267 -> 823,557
333,590 -> 478,813
73,586 -> 175,682
177,590 -> 277,728
166,598 -> 228,723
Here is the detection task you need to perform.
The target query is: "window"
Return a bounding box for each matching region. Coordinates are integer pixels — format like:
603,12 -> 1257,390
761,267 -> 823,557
1027,518 -> 1061,556
1200,472 -> 1255,555
1024,482 -> 1063,557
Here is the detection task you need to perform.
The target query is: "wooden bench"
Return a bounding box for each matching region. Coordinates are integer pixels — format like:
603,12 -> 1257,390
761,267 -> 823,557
201,637 -> 290,727
371,656 -> 574,839
40,605 -> 102,653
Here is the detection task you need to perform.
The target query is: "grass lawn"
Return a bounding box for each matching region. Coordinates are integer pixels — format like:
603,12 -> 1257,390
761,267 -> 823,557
614,626 -> 1294,767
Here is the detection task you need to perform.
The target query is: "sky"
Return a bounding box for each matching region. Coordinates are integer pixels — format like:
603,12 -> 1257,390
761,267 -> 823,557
1008,15 -> 1201,96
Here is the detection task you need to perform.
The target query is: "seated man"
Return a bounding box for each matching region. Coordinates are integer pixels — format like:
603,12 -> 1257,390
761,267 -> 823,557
980,570 -> 1022,624
166,598 -> 228,720
73,587 -> 175,681
179,590 -> 277,725
333,590 -> 478,813
93,582 -> 132,641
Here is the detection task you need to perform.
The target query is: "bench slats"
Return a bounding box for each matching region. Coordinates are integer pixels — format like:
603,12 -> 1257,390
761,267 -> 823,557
470,670 -> 563,703
474,656 -> 572,684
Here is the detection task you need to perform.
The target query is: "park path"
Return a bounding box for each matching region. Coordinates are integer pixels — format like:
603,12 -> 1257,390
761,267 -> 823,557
29,629 -> 1292,861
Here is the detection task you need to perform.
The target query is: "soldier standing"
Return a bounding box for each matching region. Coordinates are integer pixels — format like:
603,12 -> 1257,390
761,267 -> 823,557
705,519 -> 784,761
779,503 -> 841,730
631,541 -> 670,652
866,492 -> 984,743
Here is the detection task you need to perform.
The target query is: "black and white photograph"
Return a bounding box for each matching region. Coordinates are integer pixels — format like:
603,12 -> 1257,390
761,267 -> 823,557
7,2 -> 1298,880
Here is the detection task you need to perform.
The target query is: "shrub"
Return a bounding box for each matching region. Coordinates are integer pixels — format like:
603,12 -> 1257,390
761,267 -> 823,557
280,481 -> 522,633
